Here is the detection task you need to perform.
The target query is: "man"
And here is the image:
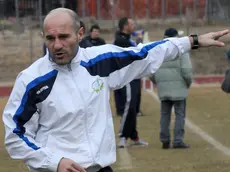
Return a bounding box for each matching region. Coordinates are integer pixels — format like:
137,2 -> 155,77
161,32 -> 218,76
2,7 -> 228,172
150,28 -> 193,149
80,24 -> 105,48
114,17 -> 146,148
113,17 -> 135,117
43,20 -> 89,55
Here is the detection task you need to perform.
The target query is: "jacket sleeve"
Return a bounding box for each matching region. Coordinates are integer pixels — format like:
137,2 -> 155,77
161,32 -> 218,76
81,37 -> 191,90
180,53 -> 193,88
2,72 -> 62,172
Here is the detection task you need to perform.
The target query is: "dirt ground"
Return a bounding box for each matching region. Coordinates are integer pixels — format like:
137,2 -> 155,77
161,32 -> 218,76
1,87 -> 230,171
1,24 -> 230,82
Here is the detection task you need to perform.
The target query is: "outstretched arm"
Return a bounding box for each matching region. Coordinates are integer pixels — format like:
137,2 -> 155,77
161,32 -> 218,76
81,30 -> 229,90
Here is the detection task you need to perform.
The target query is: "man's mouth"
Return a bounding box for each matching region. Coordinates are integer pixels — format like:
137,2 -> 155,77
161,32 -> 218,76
55,52 -> 65,59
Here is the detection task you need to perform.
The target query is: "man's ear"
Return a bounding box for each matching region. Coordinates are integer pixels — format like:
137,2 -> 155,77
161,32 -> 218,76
78,27 -> 84,41
41,31 -> 44,38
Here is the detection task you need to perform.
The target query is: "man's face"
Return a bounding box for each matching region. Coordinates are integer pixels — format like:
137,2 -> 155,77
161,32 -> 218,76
127,19 -> 135,34
43,14 -> 82,65
90,28 -> 100,39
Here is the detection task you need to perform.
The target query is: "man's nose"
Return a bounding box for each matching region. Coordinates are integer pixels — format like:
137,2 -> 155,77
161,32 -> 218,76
54,38 -> 63,50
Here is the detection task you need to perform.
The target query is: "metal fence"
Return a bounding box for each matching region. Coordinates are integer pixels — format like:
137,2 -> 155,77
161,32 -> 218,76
1,0 -> 230,35
0,0 -> 230,82
2,0 -> 230,30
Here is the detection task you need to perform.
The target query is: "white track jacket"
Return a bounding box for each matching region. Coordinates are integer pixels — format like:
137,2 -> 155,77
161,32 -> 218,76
3,37 -> 191,171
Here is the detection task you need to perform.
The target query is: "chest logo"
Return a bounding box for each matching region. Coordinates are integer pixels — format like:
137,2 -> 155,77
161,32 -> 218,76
92,79 -> 104,93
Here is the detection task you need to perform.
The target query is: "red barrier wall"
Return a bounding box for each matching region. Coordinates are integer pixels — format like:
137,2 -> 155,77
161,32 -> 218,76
78,0 -> 206,19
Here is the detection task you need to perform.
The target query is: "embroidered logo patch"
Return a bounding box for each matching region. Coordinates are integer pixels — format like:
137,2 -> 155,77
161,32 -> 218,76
92,79 -> 104,93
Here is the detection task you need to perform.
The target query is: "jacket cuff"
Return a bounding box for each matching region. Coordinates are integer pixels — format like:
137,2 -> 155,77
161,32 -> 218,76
167,37 -> 191,56
178,37 -> 191,55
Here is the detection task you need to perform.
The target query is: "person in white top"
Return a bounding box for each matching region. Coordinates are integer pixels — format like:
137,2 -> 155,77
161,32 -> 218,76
2,7 -> 229,172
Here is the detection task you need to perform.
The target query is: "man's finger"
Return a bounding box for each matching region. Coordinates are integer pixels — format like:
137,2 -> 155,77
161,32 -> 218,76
213,40 -> 225,47
213,29 -> 229,39
69,168 -> 80,172
72,163 -> 86,172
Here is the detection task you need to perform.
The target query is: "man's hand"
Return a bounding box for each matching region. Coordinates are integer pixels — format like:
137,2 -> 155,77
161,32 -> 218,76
136,30 -> 143,39
57,158 -> 86,172
190,29 -> 229,48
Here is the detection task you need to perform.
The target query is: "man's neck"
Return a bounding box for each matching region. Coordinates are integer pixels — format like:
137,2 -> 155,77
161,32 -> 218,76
121,30 -> 130,35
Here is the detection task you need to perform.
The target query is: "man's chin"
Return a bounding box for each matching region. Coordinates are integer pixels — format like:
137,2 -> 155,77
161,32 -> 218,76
54,59 -> 71,65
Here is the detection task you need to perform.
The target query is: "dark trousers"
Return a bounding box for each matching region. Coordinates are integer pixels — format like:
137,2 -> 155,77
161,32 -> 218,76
114,86 -> 126,115
98,166 -> 113,172
135,79 -> 141,113
160,99 -> 186,144
119,80 -> 140,140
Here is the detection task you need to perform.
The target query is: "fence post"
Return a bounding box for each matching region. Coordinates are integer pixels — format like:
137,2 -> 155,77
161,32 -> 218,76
146,0 -> 150,24
130,0 -> 134,19
204,0 -> 209,23
179,0 -> 183,23
193,0 -> 197,21
60,0 -> 66,7
82,0 -> 86,17
39,0 -> 42,30
111,0 -> 116,29
14,0 -> 20,36
29,26 -> 33,64
161,0 -> 165,23
185,7 -> 192,35
97,0 -> 100,20
0,0 -> 5,38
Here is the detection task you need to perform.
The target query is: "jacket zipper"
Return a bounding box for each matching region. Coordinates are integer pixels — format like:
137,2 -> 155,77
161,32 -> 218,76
67,64 -> 72,71
69,65 -> 96,164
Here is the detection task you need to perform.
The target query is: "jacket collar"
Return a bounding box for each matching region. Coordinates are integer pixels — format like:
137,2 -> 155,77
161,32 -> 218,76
46,46 -> 81,67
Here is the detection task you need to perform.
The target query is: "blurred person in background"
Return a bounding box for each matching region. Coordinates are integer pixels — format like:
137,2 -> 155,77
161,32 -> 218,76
134,29 -> 145,116
80,24 -> 106,48
150,28 -> 193,149
114,17 -> 148,148
79,20 -> 93,48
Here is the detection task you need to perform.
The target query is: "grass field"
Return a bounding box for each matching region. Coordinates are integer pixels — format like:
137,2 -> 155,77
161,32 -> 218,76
1,86 -> 230,171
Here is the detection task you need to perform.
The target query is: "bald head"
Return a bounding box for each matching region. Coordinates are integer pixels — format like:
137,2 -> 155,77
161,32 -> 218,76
43,8 -> 80,32
42,8 -> 84,65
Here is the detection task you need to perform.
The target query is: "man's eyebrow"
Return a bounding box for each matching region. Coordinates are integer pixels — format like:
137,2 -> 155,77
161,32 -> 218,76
45,35 -> 54,39
45,33 -> 70,37
58,33 -> 71,37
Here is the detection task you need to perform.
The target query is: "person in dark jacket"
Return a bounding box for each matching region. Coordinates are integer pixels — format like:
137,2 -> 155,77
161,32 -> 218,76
134,30 -> 144,116
78,21 -> 93,48
80,24 -> 105,48
114,17 -> 148,148
113,19 -> 136,117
